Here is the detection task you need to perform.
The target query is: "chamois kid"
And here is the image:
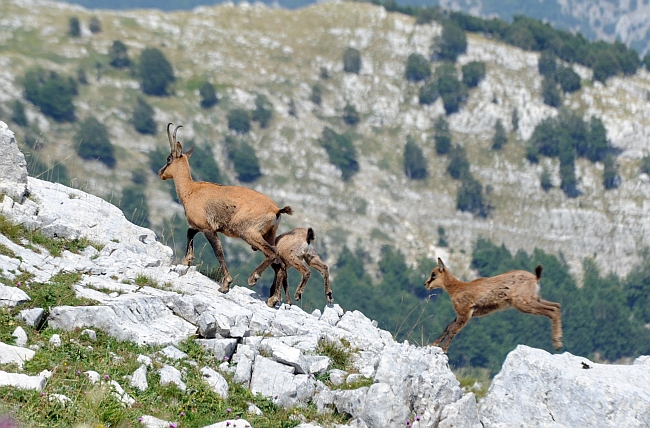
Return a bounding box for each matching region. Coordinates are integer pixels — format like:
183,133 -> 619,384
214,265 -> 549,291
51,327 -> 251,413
425,258 -> 563,352
268,227 -> 332,307
158,123 -> 292,305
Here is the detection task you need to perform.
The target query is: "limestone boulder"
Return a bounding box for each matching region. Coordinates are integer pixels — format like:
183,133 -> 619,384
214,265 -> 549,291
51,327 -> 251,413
0,121 -> 28,202
0,284 -> 30,308
479,345 -> 650,427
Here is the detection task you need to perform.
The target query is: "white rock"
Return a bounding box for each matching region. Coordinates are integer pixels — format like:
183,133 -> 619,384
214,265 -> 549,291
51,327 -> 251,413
329,369 -> 347,386
159,365 -> 186,392
139,415 -> 176,428
137,354 -> 153,367
81,329 -> 97,341
439,393 -> 482,428
0,121 -> 28,201
263,340 -> 310,374
346,373 -> 363,384
233,353 -> 253,387
48,297 -> 197,346
247,402 -> 263,415
0,370 -> 48,390
320,304 -> 344,326
201,366 -> 229,399
0,284 -> 31,308
49,393 -> 72,406
12,326 -> 28,347
84,370 -> 100,384
0,341 -> 35,367
305,355 -> 331,375
479,345 -> 650,427
49,334 -> 61,347
130,364 -> 148,392
634,355 -> 650,366
229,325 -> 249,338
250,355 -> 315,408
159,345 -> 187,360
16,308 -> 45,327
109,380 -> 135,407
202,419 -> 253,428
197,338 -> 238,361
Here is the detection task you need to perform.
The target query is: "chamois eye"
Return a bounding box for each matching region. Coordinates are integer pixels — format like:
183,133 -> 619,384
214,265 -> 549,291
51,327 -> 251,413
167,155 -> 172,164
430,272 -> 436,279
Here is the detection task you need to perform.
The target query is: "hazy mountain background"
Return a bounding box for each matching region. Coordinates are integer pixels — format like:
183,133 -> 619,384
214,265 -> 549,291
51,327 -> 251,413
58,0 -> 650,55
2,0 -> 650,369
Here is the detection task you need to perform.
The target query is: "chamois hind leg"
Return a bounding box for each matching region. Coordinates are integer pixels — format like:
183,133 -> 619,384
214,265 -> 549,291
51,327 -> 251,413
304,254 -> 332,303
290,260 -> 311,302
246,233 -> 283,287
515,299 -> 563,350
267,262 -> 288,307
203,231 -> 233,293
181,228 -> 199,266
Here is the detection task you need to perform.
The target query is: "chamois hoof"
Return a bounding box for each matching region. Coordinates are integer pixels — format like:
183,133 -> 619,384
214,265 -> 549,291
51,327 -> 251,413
181,257 -> 193,266
554,340 -> 563,350
293,292 -> 302,301
218,285 -> 230,294
247,274 -> 260,287
325,292 -> 333,304
266,297 -> 279,308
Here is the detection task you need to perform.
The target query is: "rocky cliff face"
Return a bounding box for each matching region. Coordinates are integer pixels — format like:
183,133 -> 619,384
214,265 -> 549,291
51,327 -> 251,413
2,121 -> 650,427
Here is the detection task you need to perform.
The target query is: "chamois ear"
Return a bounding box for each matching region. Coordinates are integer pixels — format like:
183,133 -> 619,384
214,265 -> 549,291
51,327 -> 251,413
175,141 -> 183,158
184,146 -> 194,158
437,257 -> 445,272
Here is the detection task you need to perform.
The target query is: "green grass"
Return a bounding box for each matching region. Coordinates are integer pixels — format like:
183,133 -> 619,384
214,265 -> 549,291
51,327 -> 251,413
22,271 -> 97,311
0,242 -> 17,258
0,214 -> 103,257
315,338 -> 353,371
454,367 -> 492,400
1,329 -> 350,428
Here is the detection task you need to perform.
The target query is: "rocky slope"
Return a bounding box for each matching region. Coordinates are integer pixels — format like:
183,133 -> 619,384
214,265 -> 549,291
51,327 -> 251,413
2,121 -> 650,427
2,0 -> 650,281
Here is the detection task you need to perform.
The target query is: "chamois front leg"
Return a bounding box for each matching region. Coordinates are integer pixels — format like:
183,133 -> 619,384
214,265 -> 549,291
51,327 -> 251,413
203,231 -> 233,293
181,228 -> 199,266
268,263 -> 291,306
432,312 -> 472,353
246,234 -> 284,286
267,262 -> 287,307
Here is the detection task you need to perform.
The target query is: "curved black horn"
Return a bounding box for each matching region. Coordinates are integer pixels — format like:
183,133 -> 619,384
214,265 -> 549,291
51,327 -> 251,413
173,125 -> 183,145
167,123 -> 174,151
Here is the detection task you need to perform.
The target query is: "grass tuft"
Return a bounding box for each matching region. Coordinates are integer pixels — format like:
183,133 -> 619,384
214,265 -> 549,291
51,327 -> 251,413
316,338 -> 352,371
0,214 -> 103,257
454,367 -> 492,400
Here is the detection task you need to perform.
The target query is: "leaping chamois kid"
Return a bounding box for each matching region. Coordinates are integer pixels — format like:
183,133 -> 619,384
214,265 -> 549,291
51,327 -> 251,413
425,258 -> 563,352
158,123 -> 292,305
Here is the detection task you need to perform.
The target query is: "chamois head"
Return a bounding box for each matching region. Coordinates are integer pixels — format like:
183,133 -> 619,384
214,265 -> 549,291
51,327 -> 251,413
424,257 -> 447,290
158,123 -> 194,180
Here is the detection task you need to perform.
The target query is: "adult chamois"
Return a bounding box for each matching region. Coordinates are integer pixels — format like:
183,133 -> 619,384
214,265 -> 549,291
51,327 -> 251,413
267,227 -> 332,307
425,258 -> 563,352
158,123 -> 292,304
